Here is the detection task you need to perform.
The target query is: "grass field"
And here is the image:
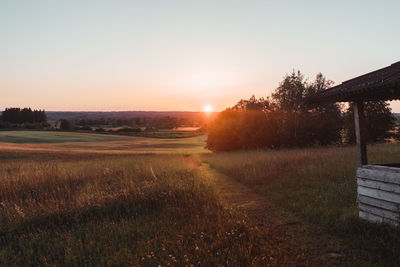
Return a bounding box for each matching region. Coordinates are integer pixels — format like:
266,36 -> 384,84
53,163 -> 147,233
204,144 -> 400,266
0,130 -> 208,154
1,130 -> 400,265
0,131 -> 128,143
0,153 -> 302,266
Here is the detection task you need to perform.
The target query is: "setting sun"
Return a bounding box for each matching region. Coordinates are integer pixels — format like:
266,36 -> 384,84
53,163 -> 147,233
203,105 -> 213,113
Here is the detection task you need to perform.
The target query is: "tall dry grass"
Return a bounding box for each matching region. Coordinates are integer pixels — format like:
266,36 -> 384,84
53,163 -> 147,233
0,153 -> 304,266
205,143 -> 400,265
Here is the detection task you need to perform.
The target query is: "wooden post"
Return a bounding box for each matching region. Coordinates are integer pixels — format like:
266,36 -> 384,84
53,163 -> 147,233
354,101 -> 368,166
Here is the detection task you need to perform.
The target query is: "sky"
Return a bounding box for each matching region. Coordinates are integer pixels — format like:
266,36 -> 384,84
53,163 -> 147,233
1,0 -> 399,112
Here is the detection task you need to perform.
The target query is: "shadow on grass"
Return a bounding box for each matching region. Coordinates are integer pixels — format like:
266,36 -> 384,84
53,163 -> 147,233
0,197 -> 168,241
337,217 -> 400,265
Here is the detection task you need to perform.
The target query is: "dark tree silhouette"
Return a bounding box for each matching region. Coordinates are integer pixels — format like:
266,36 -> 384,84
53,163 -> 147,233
1,107 -> 47,124
207,72 -> 345,152
344,101 -> 396,143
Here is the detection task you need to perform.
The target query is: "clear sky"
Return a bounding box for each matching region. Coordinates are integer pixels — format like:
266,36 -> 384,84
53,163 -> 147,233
1,0 -> 399,111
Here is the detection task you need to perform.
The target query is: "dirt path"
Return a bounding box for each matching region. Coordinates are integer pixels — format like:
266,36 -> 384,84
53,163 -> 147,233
198,162 -> 344,266
199,163 -> 287,225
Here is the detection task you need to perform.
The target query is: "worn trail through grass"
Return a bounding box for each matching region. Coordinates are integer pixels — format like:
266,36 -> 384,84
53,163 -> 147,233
198,161 -> 347,265
199,162 -> 324,265
199,163 -> 285,225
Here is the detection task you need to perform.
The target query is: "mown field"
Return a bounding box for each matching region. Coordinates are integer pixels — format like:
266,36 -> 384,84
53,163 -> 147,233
0,130 -> 208,154
0,131 -> 128,144
0,130 -> 400,265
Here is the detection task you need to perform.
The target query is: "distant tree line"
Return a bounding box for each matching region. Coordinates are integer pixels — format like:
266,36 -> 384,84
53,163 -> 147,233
1,108 -> 47,124
206,71 -> 396,152
59,116 -> 192,131
0,108 -> 48,129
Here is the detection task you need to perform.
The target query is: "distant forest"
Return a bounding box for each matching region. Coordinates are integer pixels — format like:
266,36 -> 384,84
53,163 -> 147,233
0,108 -> 48,129
207,71 -> 398,152
49,111 -> 209,131
0,109 -> 210,132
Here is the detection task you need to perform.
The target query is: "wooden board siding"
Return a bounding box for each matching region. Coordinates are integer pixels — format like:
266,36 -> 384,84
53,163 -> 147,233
357,165 -> 400,226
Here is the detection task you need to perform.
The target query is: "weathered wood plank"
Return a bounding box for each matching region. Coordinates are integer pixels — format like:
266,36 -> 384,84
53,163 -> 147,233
357,178 -> 400,194
357,167 -> 400,185
362,164 -> 400,173
357,166 -> 400,226
358,202 -> 400,221
358,185 -> 400,204
358,195 -> 400,212
359,210 -> 398,226
354,102 -> 368,166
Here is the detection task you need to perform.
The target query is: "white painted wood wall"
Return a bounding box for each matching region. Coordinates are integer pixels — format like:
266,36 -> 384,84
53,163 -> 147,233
357,165 -> 400,226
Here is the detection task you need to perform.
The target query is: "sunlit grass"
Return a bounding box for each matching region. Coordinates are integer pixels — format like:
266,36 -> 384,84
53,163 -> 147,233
0,153 -> 288,266
0,131 -> 209,154
3,132 -> 400,265
0,130 -> 128,143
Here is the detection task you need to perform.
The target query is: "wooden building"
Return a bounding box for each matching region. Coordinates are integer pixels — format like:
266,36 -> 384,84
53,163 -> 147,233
302,61 -> 400,225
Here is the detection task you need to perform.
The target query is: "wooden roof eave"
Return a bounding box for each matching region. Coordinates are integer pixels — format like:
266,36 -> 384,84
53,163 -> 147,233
301,61 -> 400,107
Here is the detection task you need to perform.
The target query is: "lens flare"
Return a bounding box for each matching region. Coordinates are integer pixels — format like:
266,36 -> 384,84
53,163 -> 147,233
203,105 -> 213,113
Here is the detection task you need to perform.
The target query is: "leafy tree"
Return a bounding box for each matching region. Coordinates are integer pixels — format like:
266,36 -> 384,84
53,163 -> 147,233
232,95 -> 270,111
270,71 -> 342,146
302,73 -> 343,146
207,70 -> 396,152
206,109 -> 241,152
344,101 -> 395,143
272,71 -> 308,112
207,72 -> 343,151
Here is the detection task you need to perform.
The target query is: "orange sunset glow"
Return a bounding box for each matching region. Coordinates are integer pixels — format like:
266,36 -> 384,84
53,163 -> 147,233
1,1 -> 400,265
2,1 -> 399,112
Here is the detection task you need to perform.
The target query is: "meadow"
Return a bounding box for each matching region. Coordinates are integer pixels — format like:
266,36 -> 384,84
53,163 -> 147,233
0,130 -> 400,265
0,130 -> 208,154
204,144 -> 400,266
0,152 -> 310,265
0,130 -> 128,144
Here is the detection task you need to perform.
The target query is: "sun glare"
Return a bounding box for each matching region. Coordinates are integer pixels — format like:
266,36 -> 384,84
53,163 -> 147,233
204,105 -> 213,113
